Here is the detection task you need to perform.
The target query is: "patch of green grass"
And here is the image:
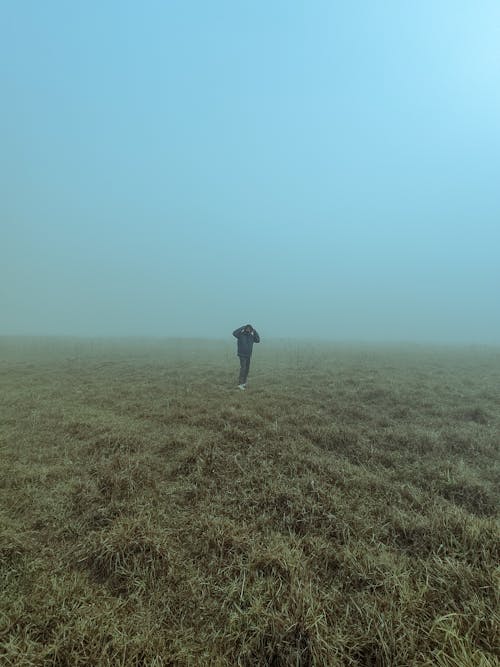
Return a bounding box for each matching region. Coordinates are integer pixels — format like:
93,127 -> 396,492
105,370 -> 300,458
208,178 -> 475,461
1,338 -> 499,665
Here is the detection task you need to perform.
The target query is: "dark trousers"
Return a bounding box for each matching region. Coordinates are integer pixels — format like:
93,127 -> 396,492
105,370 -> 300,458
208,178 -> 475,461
238,355 -> 251,384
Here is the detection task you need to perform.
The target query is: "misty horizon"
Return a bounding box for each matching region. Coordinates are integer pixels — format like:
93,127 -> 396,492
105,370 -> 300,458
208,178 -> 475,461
3,2 -> 499,345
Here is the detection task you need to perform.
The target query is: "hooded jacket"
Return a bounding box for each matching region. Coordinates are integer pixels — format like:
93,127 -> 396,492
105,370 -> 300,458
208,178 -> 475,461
233,326 -> 260,358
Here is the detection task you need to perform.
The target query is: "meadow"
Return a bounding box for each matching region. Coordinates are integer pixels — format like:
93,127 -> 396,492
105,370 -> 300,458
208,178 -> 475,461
1,337 -> 499,666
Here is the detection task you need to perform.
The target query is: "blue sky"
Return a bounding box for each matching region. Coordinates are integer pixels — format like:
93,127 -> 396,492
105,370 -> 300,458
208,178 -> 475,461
2,1 -> 499,342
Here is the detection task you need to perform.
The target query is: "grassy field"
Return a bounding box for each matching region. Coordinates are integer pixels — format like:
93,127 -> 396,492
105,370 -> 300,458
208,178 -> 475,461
1,337 -> 499,666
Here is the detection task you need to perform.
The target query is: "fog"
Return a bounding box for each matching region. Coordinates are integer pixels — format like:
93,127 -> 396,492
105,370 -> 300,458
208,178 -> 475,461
2,2 -> 499,344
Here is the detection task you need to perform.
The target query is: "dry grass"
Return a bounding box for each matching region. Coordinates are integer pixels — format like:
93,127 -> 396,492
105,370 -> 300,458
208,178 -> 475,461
1,337 -> 499,666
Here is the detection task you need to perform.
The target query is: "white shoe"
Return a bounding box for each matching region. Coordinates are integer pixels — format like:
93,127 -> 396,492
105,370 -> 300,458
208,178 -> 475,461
238,384 -> 246,390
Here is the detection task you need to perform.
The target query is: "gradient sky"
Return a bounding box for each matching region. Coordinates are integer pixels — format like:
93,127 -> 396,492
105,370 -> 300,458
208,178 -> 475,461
2,1 -> 499,342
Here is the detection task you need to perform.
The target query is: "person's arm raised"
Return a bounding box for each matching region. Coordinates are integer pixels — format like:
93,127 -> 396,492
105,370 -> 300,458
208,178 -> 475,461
232,326 -> 245,338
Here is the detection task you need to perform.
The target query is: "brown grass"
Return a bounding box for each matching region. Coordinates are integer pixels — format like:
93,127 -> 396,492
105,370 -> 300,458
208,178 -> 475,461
1,337 -> 499,666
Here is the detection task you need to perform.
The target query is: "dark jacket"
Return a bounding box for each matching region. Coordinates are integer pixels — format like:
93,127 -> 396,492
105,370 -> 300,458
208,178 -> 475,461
233,326 -> 260,357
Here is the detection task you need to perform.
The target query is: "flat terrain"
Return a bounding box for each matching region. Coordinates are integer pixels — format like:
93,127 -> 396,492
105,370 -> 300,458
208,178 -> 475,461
1,337 -> 499,666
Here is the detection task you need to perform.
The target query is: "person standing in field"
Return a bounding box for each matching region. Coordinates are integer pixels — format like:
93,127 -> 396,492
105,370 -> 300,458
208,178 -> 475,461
232,324 -> 260,390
